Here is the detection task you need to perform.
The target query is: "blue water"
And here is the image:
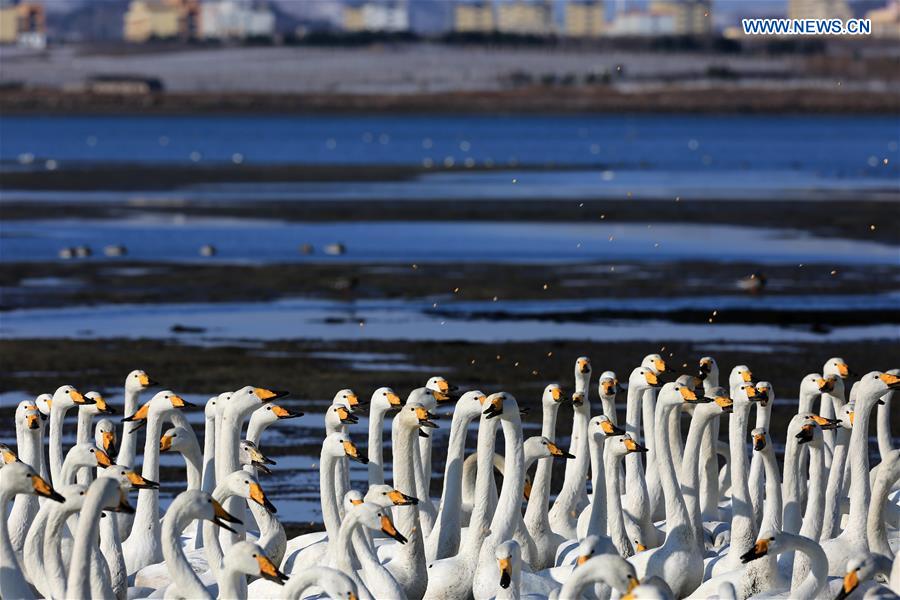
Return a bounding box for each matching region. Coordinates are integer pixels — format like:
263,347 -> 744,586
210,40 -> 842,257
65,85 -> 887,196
2,114 -> 898,178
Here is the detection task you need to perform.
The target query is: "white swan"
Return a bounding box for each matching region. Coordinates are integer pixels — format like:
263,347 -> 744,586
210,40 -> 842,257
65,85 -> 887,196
48,385 -> 92,485
697,356 -> 722,523
115,370 -> 156,539
739,532 -> 828,599
622,365 -> 661,547
219,541 -> 288,599
747,381 -> 773,531
161,425 -> 203,491
557,541 -> 639,599
867,449 -> 900,557
8,400 -> 43,554
640,354 -> 668,524
367,386 -> 402,486
575,415 -> 626,541
279,565 -> 358,600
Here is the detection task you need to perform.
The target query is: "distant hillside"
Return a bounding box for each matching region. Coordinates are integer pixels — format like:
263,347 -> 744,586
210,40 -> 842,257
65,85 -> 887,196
47,0 -> 130,42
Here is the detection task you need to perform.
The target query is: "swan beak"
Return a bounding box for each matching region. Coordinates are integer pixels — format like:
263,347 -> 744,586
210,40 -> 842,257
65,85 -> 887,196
381,514 -> 408,544
577,358 -> 591,374
256,552 -> 288,585
644,371 -> 659,386
600,380 -> 617,396
387,490 -> 418,506
879,372 -> 900,389
254,388 -> 289,401
271,405 -> 302,419
210,499 -> 242,533
714,396 -> 734,413
836,569 -> 859,600
523,478 -> 532,501
248,446 -> 276,466
634,541 -> 647,552
32,475 -> 64,502
679,387 -> 700,402
818,377 -> 836,393
796,424 -> 815,444
336,406 -> 359,425
753,434 -> 767,451
742,370 -> 753,382
811,414 -> 840,430
551,387 -> 562,402
169,395 -> 195,409
253,462 -> 273,476
250,482 -> 277,514
346,394 -> 366,409
624,438 -> 648,454
126,471 -> 159,489
576,554 -> 590,566
342,440 -> 369,464
755,385 -> 769,406
1,449 -> 17,464
123,403 -> 150,423
159,435 -> 173,453
740,538 -> 770,563
138,373 -> 157,388
498,558 -> 512,589
848,411 -> 855,426
26,413 -> 40,430
415,407 -> 439,428
571,392 -> 585,407
349,594 -> 358,600
745,385 -> 758,399
835,363 -> 849,378
601,420 -> 625,437
386,392 -> 402,407
93,395 -> 115,415
699,359 -> 711,373
547,441 -> 575,458
115,491 -> 136,514
70,390 -> 91,405
654,358 -> 667,373
95,448 -> 113,468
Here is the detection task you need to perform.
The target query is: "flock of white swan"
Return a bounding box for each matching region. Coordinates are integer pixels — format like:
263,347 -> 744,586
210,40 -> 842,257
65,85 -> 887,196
1,355 -> 898,599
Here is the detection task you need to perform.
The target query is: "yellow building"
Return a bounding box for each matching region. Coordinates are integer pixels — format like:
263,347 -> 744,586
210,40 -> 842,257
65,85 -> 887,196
455,1 -> 495,33
866,0 -> 900,37
343,5 -> 366,31
788,0 -> 851,20
0,2 -> 46,46
564,0 -> 605,37
649,0 -> 711,35
124,0 -> 198,43
496,0 -> 554,35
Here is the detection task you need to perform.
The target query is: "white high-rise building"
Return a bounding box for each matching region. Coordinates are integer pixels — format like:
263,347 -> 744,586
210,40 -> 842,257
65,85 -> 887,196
200,0 -> 275,39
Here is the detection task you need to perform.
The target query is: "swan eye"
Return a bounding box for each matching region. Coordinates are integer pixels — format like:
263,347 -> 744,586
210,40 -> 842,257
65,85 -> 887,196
252,554 -> 257,558
244,480 -> 249,484
266,407 -> 271,411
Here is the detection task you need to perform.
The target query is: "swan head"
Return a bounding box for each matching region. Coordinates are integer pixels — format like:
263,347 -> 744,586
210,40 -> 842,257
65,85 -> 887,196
122,390 -> 193,425
426,376 -> 455,403
482,392 -> 518,420
351,502 -> 408,544
574,535 -> 616,565
223,541 -> 288,585
792,414 -> 824,446
525,436 -> 573,461
99,465 -> 159,490
857,371 -> 900,404
629,366 -> 660,391
343,489 -> 365,509
66,443 -> 113,471
364,483 -> 418,507
204,396 -> 218,419
239,440 -> 276,474
733,382 -> 759,406
55,484 -> 88,513
591,415 -> 625,438
698,356 -> 718,380
84,391 -> 115,416
291,568 -> 357,600
0,461 -> 64,502
610,434 -> 647,457
751,427 -> 768,451
252,402 -> 303,432
495,540 -> 520,590
641,354 -> 666,375
575,356 -> 592,376
542,383 -> 564,406
659,381 -> 706,408
754,381 -> 774,407
94,419 -> 117,457
458,390 -> 488,418
702,387 -> 733,414
329,403 -> 358,427
740,536 -> 776,563
52,385 -> 92,410
221,470 -> 277,513
172,489 -> 243,533
34,393 -> 52,418
838,402 -> 855,429
159,426 -> 197,455
0,444 -> 18,465
598,372 -> 619,398
837,554 -> 892,600
16,402 -> 41,431
824,357 -> 852,380
333,389 -> 364,411
125,369 -> 157,393
372,386 -> 403,411
728,365 -> 753,390
227,386 -> 289,414
675,373 -> 703,392
341,438 -> 368,464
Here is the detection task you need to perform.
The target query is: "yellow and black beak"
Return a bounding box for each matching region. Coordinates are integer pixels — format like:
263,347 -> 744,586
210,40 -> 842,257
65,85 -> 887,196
95,448 -> 113,468
679,387 -> 703,403
256,552 -> 289,585
818,377 -> 836,393
600,380 -> 617,396
26,413 -> 40,430
126,470 -> 159,490
342,440 -> 369,464
1,448 -> 18,464
547,441 -> 575,459
741,370 -> 753,383
210,499 -> 243,534
101,431 -> 117,457
94,396 -> 115,415
169,395 -> 196,409
755,385 -> 769,406
381,514 -> 408,544
254,388 -> 289,402
433,380 -> 453,403
576,554 -> 591,566
879,372 -> 900,389
69,389 -> 91,405
577,359 -> 591,374
745,385 -> 758,399
796,424 -> 815,444
571,392 -> 585,407
699,359 -> 711,375
624,438 -> 648,454
753,434 -> 767,451
714,396 -> 734,413
740,538 -> 770,563
599,420 -> 626,437
138,373 -> 157,388
810,414 -> 841,430
387,489 -> 418,506
836,362 -> 849,378
271,405 -> 302,419
551,387 -> 563,402
386,392 -> 402,408
122,402 -> 150,427
336,406 -> 359,425
644,371 -> 659,386
634,541 -> 647,552
114,490 -> 136,514
415,407 -> 439,429
249,482 -> 278,514
654,358 -> 667,373
498,557 -> 512,589
32,474 -> 65,502
835,568 -> 859,600
159,435 -> 173,453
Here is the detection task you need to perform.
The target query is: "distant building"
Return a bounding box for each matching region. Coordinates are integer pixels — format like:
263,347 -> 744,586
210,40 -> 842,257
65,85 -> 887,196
608,8 -> 676,35
788,0 -> 851,20
454,0 -> 495,33
866,0 -> 900,37
200,0 -> 275,40
564,0 -> 605,37
124,0 -> 200,42
649,0 -> 711,35
343,1 -> 409,33
496,0 -> 554,35
0,1 -> 46,48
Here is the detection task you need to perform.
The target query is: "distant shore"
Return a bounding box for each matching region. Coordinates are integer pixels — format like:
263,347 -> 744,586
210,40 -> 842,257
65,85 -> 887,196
2,85 -> 898,115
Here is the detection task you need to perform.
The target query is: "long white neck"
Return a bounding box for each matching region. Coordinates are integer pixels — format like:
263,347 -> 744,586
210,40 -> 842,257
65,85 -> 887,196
390,415 -> 427,596
179,445 -> 203,491
867,449 -> 900,556
488,415 -> 525,544
76,410 -> 96,487
246,416 -> 266,446
798,442 -> 826,540
843,397 -> 877,541
821,426 -> 850,540
332,512 -> 373,598
523,402 -> 560,535
551,401 -> 590,529
604,450 -> 631,556
217,566 -> 247,600
758,444 -> 782,535
623,384 -> 650,533
127,411 -> 165,546
429,406 -> 478,560
201,414 -> 217,494
351,522 -> 404,599
282,571 -> 340,600
320,453 -> 343,539
99,508 -> 127,600
22,502 -> 50,591
0,489 -> 33,600
782,533 -> 828,599
163,502 -> 213,600
559,556 -> 630,599
461,415 -> 500,559
585,433 -> 607,538
681,411 -> 718,547
876,388 -> 895,460
367,404 -> 389,486
781,434 -> 805,536
8,426 -> 41,553
43,502 -> 74,600
66,485 -> 106,599
217,405 -> 253,539
205,482 -> 236,577
49,406 -> 70,486
655,402 -> 693,544
725,401 -> 756,561
798,389 -> 818,415
118,388 -> 141,468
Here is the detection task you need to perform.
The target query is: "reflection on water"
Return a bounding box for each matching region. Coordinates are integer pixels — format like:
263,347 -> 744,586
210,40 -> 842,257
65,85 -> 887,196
2,217 -> 898,265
